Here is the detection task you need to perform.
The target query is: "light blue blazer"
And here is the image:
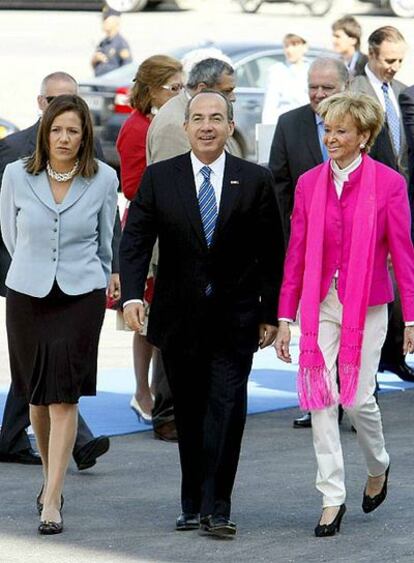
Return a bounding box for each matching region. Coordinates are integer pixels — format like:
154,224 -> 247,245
0,159 -> 118,298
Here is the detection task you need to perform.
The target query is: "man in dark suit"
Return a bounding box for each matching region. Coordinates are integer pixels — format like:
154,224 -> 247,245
399,85 -> 414,232
0,71 -> 118,469
269,57 -> 348,428
269,57 -> 348,246
350,26 -> 414,382
331,15 -> 368,78
120,90 -> 284,537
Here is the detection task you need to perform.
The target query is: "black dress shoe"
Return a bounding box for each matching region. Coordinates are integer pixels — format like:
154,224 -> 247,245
0,448 -> 42,465
362,464 -> 390,513
153,421 -> 178,442
38,512 -> 63,535
176,512 -> 200,531
314,504 -> 346,537
379,361 -> 414,382
73,436 -> 110,471
199,515 -> 237,538
293,412 -> 312,428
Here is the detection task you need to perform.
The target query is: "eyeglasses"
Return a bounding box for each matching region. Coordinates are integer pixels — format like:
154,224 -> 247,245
44,96 -> 56,103
161,83 -> 184,93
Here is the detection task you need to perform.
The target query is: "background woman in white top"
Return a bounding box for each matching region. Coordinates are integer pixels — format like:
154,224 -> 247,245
262,33 -> 310,125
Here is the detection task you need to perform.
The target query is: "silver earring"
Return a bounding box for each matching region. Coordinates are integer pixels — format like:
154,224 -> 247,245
360,143 -> 365,150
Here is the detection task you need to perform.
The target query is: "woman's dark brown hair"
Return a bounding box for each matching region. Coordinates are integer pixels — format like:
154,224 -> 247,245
129,54 -> 183,114
25,94 -> 98,178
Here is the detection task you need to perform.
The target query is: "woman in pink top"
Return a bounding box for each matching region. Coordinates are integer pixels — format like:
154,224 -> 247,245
275,92 -> 414,536
117,55 -> 183,422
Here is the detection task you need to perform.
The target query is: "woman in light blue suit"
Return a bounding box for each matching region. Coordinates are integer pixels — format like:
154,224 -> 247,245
0,95 -> 118,535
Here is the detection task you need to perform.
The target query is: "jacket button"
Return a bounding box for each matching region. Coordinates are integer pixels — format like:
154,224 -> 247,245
52,258 -> 56,262
53,228 -> 57,232
53,249 -> 57,253
54,218 -> 58,222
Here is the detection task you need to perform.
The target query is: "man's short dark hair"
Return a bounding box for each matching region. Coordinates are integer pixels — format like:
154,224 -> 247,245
187,58 -> 234,91
368,26 -> 406,55
185,89 -> 234,122
332,15 -> 362,51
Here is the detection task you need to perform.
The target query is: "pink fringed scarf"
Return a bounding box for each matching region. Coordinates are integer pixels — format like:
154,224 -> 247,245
298,155 -> 377,410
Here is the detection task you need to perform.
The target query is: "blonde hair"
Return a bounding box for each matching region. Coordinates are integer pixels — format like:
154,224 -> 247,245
129,55 -> 183,113
317,92 -> 384,152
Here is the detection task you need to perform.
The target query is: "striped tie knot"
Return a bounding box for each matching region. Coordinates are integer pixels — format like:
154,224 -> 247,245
200,165 -> 212,181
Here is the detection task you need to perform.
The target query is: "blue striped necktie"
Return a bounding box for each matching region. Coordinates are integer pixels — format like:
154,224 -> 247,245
198,165 -> 217,295
381,82 -> 400,155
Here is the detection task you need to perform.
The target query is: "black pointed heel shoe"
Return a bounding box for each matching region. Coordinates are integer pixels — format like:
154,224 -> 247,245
36,486 -> 64,516
38,511 -> 63,535
362,464 -> 390,513
314,504 -> 346,537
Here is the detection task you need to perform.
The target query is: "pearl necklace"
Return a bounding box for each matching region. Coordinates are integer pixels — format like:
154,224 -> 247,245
46,160 -> 79,182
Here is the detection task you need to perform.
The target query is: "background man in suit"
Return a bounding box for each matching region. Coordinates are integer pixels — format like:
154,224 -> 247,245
350,26 -> 414,382
269,57 -> 349,246
400,84 -> 414,233
331,15 -> 368,78
0,71 -> 116,469
269,57 -> 349,428
120,90 -> 284,537
144,58 -> 237,443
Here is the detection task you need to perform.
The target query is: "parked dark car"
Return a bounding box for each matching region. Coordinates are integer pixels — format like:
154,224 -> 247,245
79,41 -> 327,167
0,0 -> 164,11
0,118 -> 19,139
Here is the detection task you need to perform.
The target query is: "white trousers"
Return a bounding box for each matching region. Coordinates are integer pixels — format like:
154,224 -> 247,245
310,283 -> 390,507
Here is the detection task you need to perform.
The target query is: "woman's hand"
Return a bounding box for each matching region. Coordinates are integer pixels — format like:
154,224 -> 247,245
274,321 -> 292,363
403,326 -> 414,355
108,273 -> 121,301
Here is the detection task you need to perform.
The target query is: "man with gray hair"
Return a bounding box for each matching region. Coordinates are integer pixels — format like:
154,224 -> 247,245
0,71 -> 118,470
269,57 -> 349,429
144,58 -> 237,443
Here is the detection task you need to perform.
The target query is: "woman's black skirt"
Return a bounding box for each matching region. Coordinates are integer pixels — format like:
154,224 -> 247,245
6,282 -> 106,406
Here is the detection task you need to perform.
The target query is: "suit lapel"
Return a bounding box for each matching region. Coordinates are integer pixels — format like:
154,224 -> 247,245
26,171 -> 57,212
214,152 -> 242,242
301,106 -> 323,164
26,170 -> 90,213
175,153 -> 206,248
58,175 -> 91,212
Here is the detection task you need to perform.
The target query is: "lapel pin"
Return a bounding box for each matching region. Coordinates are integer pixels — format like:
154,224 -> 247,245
230,180 -> 239,185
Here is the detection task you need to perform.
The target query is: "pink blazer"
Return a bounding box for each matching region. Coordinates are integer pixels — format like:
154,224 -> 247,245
278,157 -> 414,322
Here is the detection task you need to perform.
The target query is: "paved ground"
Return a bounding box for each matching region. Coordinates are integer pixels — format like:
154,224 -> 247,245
1,390 -> 414,562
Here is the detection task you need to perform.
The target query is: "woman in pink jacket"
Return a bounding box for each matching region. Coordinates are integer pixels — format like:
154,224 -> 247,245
275,92 -> 414,537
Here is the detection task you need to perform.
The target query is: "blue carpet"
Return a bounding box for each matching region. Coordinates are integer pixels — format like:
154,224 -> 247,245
1,342 -> 413,437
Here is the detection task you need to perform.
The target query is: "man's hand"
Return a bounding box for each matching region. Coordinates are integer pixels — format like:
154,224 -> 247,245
108,273 -> 121,301
403,326 -> 414,354
123,302 -> 145,332
274,321 -> 292,363
259,324 -> 278,349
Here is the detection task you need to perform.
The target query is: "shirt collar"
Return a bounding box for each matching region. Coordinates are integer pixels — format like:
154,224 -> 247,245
315,113 -> 323,126
365,63 -> 387,88
330,153 -> 362,179
190,151 -> 226,178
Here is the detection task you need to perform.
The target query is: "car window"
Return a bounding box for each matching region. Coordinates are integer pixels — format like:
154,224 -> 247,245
237,54 -> 284,89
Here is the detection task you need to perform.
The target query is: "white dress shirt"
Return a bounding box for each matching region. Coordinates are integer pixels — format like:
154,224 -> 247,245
364,64 -> 401,117
190,150 -> 226,206
124,151 -> 226,308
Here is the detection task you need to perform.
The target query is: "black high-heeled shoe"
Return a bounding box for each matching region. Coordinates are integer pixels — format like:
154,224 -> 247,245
36,486 -> 64,516
362,464 -> 390,513
314,504 -> 346,537
38,511 -> 63,535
